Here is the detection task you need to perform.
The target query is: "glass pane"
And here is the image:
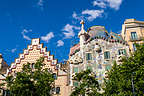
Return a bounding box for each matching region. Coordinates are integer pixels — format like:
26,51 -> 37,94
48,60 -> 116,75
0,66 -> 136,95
123,49 -> 126,55
133,44 -> 137,51
86,53 -> 92,60
105,65 -> 111,71
104,51 -> 110,59
87,66 -> 92,71
73,67 -> 78,73
131,32 -> 137,39
98,64 -> 102,69
56,87 -> 60,94
53,73 -> 57,79
73,81 -> 78,87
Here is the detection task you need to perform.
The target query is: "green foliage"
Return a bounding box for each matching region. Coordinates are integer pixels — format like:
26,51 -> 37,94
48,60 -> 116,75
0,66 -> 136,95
6,57 -> 54,96
70,69 -> 101,96
104,43 -> 144,96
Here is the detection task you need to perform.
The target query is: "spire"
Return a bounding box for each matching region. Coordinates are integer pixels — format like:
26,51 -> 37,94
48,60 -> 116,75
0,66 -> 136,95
78,20 -> 87,37
80,20 -> 85,29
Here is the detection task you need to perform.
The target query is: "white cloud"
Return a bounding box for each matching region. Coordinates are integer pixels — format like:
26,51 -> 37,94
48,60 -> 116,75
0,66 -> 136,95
11,48 -> 17,53
72,12 -> 82,20
57,40 -> 64,47
106,0 -> 122,10
41,32 -> 54,43
38,0 -> 43,7
21,29 -> 32,40
72,12 -> 78,19
62,24 -> 80,39
93,0 -> 123,10
93,1 -> 106,8
82,9 -> 104,21
72,0 -> 123,22
37,0 -> 45,10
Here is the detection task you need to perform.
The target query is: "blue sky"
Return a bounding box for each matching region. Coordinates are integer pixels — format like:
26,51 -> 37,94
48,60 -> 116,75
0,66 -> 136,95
0,0 -> 144,65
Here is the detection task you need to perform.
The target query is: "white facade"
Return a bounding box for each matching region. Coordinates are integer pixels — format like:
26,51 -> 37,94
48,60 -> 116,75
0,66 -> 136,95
68,21 -> 129,88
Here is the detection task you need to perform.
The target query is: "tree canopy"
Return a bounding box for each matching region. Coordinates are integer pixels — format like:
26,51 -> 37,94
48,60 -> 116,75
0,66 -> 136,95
70,69 -> 101,96
104,43 -> 144,96
5,57 -> 55,96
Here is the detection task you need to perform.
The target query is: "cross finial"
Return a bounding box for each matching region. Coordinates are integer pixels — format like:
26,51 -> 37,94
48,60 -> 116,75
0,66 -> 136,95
80,20 -> 85,30
80,20 -> 85,25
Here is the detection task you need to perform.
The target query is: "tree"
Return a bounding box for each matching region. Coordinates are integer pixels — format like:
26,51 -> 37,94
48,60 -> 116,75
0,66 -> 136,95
70,69 -> 101,96
104,43 -> 144,96
5,57 -> 55,96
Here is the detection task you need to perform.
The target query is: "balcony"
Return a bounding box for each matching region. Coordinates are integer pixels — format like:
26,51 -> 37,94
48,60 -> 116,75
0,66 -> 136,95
129,36 -> 143,42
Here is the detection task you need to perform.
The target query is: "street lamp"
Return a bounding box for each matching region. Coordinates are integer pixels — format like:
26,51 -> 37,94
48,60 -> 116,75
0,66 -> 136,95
131,72 -> 135,96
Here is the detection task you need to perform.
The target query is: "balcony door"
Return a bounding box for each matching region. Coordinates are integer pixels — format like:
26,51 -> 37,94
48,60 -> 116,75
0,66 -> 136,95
131,32 -> 138,40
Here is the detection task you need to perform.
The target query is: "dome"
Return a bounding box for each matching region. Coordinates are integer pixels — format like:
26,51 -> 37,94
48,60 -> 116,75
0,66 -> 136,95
87,26 -> 108,38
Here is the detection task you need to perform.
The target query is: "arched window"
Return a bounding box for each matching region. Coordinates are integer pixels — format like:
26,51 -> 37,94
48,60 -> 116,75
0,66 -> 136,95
32,63 -> 35,69
56,87 -> 60,94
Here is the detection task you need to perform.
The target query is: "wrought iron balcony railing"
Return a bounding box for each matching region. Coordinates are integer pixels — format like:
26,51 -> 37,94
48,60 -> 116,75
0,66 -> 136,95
129,36 -> 143,41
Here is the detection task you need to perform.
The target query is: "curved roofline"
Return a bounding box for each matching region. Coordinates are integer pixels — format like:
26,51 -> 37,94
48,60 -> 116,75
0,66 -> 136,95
87,25 -> 108,33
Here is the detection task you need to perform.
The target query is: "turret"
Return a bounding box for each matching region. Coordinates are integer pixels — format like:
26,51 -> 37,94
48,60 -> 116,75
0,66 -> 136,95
78,20 -> 87,58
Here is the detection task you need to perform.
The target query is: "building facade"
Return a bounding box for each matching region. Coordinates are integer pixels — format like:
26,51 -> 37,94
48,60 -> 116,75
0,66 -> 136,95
1,18 -> 144,96
0,54 -> 8,74
0,54 -> 8,96
7,38 -> 70,96
121,19 -> 144,52
68,20 -> 130,92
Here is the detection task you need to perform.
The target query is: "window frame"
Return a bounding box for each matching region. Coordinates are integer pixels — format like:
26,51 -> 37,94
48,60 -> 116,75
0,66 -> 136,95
118,49 -> 126,55
56,87 -> 60,94
86,53 -> 92,60
73,67 -> 79,73
133,43 -> 137,51
104,51 -> 110,59
87,65 -> 93,71
131,32 -> 138,40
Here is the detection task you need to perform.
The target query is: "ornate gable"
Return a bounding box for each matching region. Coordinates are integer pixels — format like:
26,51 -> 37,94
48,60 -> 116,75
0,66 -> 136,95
9,38 -> 58,74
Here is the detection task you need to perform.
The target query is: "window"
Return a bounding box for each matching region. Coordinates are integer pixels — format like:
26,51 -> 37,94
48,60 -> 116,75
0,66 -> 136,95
53,73 -> 57,80
133,44 -> 137,51
98,64 -> 102,69
118,49 -> 126,55
31,63 -> 35,69
73,81 -> 78,87
51,87 -> 55,93
104,51 -> 110,59
56,87 -> 60,94
73,67 -> 78,73
87,66 -> 92,71
86,53 -> 92,60
131,32 -> 138,40
105,65 -> 111,71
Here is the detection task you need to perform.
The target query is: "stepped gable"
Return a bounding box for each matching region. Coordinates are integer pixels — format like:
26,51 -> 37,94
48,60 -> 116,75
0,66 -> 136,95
9,38 -> 58,74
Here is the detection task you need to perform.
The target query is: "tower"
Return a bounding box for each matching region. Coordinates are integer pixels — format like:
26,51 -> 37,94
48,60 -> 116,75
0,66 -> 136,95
78,20 -> 87,58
